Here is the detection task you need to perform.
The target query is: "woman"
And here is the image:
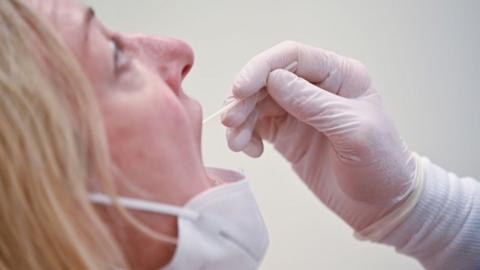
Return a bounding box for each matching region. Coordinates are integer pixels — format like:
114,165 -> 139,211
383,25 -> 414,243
2,0 -> 479,269
1,0 -> 268,269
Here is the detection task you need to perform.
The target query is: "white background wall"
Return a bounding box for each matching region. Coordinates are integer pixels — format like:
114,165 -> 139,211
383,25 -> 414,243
81,0 -> 480,269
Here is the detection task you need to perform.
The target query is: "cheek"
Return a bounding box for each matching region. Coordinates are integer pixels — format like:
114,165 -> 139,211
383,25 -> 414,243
100,87 -> 193,163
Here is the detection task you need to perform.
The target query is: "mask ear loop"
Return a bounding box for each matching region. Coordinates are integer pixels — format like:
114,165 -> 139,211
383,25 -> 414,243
90,193 -> 199,244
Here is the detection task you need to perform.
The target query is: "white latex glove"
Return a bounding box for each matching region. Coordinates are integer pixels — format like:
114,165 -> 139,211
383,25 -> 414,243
222,41 -> 418,231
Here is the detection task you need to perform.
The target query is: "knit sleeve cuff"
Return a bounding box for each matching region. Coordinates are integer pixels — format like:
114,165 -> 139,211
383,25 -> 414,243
368,156 -> 480,269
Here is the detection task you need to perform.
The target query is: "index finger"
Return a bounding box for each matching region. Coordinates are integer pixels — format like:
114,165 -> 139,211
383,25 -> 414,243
232,41 -> 301,99
232,41 -> 371,99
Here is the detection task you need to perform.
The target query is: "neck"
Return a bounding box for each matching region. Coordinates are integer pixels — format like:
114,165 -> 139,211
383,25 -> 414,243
96,164 -> 213,269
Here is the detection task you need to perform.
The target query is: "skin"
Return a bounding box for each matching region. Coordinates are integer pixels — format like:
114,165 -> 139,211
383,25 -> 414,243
31,0 -> 215,268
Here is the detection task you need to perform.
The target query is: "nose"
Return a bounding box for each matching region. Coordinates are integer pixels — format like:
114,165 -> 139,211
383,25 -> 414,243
123,34 -> 194,92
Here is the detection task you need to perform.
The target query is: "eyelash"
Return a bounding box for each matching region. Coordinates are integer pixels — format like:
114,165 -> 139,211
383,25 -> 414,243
110,36 -> 131,76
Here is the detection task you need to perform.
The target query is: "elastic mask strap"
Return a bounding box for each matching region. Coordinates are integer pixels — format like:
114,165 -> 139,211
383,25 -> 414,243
89,193 -> 199,221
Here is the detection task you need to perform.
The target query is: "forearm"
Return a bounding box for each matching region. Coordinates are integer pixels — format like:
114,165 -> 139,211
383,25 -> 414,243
381,156 -> 480,269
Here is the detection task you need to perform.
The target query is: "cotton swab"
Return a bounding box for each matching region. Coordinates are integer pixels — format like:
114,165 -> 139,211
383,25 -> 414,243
202,61 -> 298,125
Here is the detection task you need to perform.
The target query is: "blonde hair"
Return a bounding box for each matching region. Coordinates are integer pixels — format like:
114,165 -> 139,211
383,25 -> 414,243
0,0 -> 127,269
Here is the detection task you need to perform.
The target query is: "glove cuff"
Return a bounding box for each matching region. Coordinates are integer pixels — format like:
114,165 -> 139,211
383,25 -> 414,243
354,152 -> 425,242
357,155 -> 480,269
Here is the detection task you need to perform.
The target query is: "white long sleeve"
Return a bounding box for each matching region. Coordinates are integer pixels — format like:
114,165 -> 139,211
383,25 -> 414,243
380,156 -> 480,269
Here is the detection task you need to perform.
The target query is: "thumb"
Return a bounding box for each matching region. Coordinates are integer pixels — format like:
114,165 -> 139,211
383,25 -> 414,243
267,69 -> 349,132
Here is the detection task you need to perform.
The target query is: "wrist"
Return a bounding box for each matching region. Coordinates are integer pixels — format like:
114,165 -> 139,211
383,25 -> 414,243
359,156 -> 480,269
354,152 -> 425,241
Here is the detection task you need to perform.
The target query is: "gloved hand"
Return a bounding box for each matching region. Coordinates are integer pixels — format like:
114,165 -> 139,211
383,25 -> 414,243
222,41 -> 418,231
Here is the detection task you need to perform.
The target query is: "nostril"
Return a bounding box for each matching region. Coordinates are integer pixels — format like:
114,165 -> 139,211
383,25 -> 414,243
181,64 -> 192,79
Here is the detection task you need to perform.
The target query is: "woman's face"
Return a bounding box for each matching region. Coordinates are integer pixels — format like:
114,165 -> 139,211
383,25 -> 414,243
32,0 -> 214,267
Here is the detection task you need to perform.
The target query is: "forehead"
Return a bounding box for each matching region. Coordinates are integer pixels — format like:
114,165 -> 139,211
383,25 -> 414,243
29,0 -> 92,61
30,0 -> 88,46
31,0 -> 86,26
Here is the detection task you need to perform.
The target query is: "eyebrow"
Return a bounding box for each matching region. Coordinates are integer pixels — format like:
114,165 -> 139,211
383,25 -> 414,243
82,7 -> 95,44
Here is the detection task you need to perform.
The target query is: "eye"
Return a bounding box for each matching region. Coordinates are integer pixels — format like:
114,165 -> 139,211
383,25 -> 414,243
109,37 -> 131,76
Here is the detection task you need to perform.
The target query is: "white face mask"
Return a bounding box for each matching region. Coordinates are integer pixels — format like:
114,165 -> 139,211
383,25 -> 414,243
90,168 -> 269,270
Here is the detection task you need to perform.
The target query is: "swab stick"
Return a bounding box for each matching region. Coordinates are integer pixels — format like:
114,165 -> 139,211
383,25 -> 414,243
202,61 -> 298,125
